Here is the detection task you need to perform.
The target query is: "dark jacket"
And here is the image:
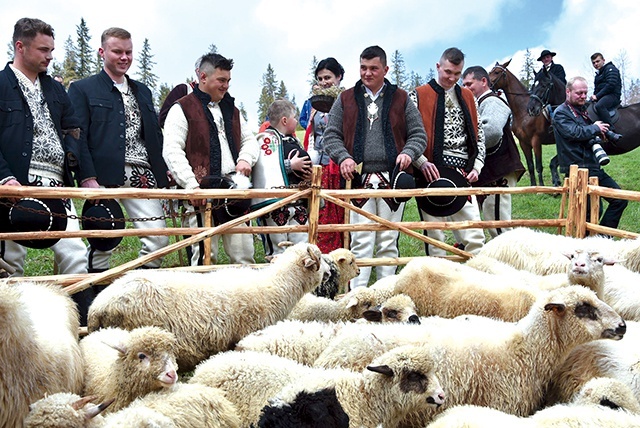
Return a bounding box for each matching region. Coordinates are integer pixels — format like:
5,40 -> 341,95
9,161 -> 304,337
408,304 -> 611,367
535,62 -> 566,85
552,102 -> 602,175
0,62 -> 92,186
68,70 -> 168,187
594,62 -> 622,100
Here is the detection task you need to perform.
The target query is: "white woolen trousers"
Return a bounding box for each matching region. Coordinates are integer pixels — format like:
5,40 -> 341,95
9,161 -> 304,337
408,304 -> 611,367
349,173 -> 404,289
419,195 -> 485,256
481,171 -> 518,239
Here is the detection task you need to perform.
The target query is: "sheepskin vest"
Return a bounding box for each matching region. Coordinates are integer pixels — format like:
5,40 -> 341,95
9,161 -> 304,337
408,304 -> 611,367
340,79 -> 408,173
177,87 -> 241,182
415,80 -> 479,173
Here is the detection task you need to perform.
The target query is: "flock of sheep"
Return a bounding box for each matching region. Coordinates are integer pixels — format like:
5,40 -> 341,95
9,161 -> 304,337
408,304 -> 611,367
2,229 -> 640,427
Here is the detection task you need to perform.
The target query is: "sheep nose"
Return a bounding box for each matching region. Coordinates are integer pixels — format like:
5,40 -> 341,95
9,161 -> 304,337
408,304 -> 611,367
616,320 -> 627,336
408,315 -> 420,324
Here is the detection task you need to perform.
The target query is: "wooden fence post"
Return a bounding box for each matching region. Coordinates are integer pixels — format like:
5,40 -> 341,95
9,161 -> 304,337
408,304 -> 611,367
589,176 -> 600,227
307,166 -> 322,245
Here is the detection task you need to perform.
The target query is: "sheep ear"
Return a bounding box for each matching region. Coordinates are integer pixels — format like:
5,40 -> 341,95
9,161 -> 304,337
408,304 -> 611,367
304,246 -> 320,269
367,364 -> 394,377
103,340 -> 127,355
544,303 -> 566,314
345,296 -> 360,309
362,307 -> 383,322
85,398 -> 115,419
72,395 -> 97,410
602,258 -> 616,266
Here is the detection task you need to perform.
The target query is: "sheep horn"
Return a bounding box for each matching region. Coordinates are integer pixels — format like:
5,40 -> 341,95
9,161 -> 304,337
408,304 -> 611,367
84,398 -> 115,419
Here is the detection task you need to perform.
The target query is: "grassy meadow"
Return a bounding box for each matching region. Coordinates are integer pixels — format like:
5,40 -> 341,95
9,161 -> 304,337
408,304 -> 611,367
21,140 -> 640,277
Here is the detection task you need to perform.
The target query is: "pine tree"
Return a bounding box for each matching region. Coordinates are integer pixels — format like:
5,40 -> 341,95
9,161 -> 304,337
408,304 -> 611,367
62,36 -> 79,86
407,71 -> 424,92
426,68 -> 435,81
156,82 -> 171,110
520,48 -> 535,90
307,56 -> 319,89
93,51 -> 102,74
6,41 -> 14,60
137,38 -> 158,93
614,50 -> 629,105
390,50 -> 407,90
238,102 -> 248,122
75,18 -> 95,79
256,64 -> 278,124
276,80 -> 289,100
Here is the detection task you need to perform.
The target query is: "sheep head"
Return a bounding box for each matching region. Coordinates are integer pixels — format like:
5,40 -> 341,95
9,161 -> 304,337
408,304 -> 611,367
24,393 -> 113,428
539,286 -> 626,345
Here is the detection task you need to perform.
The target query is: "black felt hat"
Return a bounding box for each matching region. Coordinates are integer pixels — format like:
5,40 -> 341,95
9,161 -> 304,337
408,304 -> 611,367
391,164 -> 416,204
82,199 -> 125,251
310,94 -> 336,113
415,166 -> 470,217
537,49 -> 557,61
8,198 -> 68,249
200,174 -> 252,218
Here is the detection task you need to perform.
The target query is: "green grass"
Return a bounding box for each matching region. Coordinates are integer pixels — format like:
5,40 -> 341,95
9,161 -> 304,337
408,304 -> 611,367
21,142 -> 640,277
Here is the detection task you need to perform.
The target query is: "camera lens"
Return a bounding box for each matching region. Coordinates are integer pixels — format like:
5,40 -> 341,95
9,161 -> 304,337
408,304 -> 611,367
591,141 -> 610,166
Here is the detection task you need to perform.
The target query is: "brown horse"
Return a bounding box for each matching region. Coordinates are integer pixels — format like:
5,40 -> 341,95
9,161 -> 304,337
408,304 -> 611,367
489,60 -> 556,186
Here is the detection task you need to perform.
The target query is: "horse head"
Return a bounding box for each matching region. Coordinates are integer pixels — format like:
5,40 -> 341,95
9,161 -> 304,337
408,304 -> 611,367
488,60 -> 512,91
528,69 -> 566,116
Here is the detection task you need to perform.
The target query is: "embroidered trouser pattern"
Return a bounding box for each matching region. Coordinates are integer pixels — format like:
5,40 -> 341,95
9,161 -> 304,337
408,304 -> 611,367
349,172 -> 404,289
257,205 -> 309,257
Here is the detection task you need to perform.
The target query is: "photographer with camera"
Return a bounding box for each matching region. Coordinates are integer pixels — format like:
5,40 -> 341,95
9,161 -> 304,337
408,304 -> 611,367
553,76 -> 627,230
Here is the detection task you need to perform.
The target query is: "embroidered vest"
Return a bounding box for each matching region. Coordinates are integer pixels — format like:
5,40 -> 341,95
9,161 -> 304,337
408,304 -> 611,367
415,82 -> 479,172
177,92 -> 242,183
340,81 -> 409,173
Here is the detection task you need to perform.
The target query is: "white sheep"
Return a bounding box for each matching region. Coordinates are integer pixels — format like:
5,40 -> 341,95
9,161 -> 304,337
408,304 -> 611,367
313,248 -> 360,298
235,319 -> 346,365
600,264 -> 640,321
360,293 -> 420,324
101,383 -> 241,428
0,281 -> 83,428
80,326 -> 178,412
427,377 -> 640,427
393,250 -> 611,322
190,347 -> 444,428
88,242 -> 329,371
24,393 -> 112,428
315,286 -> 626,427
101,406 -> 177,427
546,320 -> 640,406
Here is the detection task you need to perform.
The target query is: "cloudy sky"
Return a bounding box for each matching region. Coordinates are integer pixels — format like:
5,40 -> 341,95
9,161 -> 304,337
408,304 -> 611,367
1,0 -> 637,127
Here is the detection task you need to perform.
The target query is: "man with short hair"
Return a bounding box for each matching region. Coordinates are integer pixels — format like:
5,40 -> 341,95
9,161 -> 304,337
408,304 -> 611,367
590,52 -> 622,128
69,27 -> 170,273
553,76 -> 627,229
410,47 -> 486,256
323,45 -> 427,288
0,17 -> 96,323
162,53 -> 258,265
462,65 -> 525,238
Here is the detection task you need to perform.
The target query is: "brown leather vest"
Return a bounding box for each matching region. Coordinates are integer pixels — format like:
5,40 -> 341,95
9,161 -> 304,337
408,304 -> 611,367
177,92 -> 242,183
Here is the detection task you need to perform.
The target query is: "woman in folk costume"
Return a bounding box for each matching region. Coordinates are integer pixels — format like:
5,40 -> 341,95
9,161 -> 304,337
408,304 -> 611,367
303,57 -> 346,253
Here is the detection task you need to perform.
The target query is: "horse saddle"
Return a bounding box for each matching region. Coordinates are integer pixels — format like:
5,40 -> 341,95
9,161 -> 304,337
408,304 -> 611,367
586,102 -> 621,125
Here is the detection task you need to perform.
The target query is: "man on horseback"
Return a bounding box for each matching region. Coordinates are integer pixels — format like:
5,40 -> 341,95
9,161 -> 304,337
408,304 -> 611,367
462,66 -> 525,238
535,49 -> 566,86
552,76 -> 627,230
590,52 -> 622,133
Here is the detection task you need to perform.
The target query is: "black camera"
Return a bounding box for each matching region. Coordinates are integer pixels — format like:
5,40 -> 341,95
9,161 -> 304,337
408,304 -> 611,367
589,137 -> 610,166
605,130 -> 622,143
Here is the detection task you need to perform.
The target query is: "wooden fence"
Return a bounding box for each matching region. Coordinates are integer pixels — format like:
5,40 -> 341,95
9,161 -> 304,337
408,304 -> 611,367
1,164 -> 639,295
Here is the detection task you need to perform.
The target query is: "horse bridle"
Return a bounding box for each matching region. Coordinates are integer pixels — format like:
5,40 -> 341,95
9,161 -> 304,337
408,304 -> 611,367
489,64 -> 530,96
